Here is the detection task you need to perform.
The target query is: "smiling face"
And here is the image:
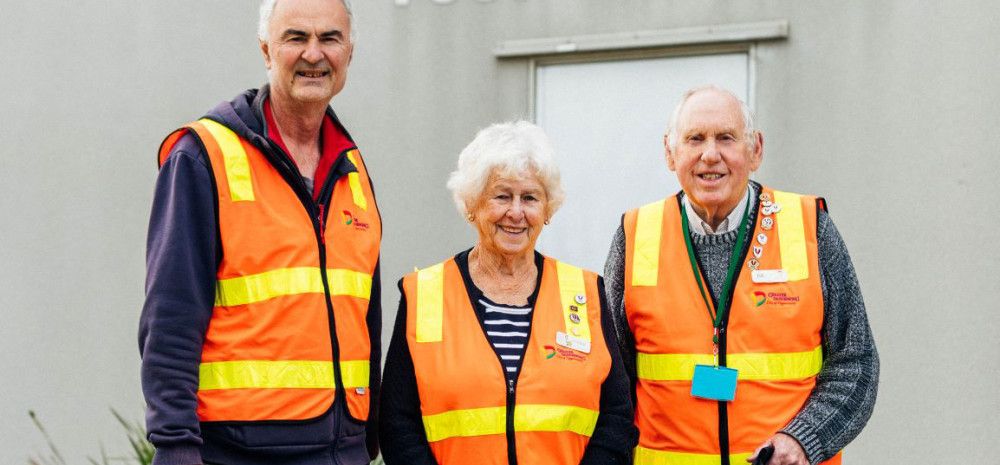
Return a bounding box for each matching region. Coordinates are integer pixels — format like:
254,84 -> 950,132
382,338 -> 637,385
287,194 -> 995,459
260,0 -> 353,107
471,171 -> 548,259
666,89 -> 763,220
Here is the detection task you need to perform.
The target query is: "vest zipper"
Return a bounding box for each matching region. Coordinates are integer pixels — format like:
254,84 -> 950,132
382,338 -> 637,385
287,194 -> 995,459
315,151 -> 355,418
461,252 -> 544,465
317,204 -> 326,245
506,376 -> 518,465
716,210 -> 756,465
254,136 -> 347,418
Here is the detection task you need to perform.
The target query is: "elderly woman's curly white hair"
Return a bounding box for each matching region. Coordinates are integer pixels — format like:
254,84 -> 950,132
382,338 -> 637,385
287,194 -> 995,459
447,121 -> 566,220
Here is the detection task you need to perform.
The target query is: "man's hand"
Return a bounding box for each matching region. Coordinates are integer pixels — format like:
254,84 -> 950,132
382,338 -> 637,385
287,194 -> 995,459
747,433 -> 809,465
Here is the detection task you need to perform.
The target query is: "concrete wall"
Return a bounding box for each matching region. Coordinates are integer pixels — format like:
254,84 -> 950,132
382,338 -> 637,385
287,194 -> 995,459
1,0 -> 997,463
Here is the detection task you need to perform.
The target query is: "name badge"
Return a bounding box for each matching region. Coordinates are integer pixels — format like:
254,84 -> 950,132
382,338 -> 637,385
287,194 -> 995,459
691,364 -> 738,401
555,331 -> 591,354
751,269 -> 788,283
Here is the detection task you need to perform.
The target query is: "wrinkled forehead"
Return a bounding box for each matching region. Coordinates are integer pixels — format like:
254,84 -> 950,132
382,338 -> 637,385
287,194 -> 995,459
485,170 -> 544,191
676,90 -> 745,134
269,0 -> 350,35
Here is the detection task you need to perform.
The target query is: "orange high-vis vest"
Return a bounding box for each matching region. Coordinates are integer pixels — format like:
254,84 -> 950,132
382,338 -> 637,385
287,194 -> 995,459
623,186 -> 841,465
401,256 -> 610,465
158,118 -> 381,423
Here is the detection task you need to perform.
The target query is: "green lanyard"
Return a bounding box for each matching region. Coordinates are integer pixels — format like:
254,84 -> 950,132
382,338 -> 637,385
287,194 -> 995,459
680,197 -> 752,365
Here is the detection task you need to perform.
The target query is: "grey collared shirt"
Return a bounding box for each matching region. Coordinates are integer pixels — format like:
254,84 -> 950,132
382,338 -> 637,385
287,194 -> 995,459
681,184 -> 753,235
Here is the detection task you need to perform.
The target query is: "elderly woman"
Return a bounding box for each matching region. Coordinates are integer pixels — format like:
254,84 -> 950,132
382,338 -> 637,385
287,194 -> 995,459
380,121 -> 636,465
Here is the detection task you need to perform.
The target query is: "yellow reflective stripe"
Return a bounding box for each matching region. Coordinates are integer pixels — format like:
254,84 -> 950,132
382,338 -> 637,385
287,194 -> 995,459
415,263 -> 445,342
514,404 -> 599,437
634,446 -> 750,465
199,118 -> 255,202
772,190 -> 808,281
731,345 -> 823,380
215,267 -> 322,307
556,261 -> 590,342
199,360 -> 370,390
215,267 -> 372,307
422,404 -> 599,443
346,150 -> 368,211
339,360 -> 371,388
199,360 -> 333,390
326,268 -> 373,299
636,346 -> 823,381
423,406 -> 506,442
632,200 -> 665,286
636,353 -> 714,381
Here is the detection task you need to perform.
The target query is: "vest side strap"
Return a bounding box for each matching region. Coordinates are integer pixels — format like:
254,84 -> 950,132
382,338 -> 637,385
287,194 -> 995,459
198,118 -> 255,202
556,261 -> 591,342
772,190 -> 808,281
346,149 -> 368,211
632,200 -> 665,286
415,262 -> 445,343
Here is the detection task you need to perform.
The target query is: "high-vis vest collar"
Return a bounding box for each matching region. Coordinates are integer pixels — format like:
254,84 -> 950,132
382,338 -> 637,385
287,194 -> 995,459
401,256 -> 611,465
159,118 -> 381,423
624,186 -> 841,465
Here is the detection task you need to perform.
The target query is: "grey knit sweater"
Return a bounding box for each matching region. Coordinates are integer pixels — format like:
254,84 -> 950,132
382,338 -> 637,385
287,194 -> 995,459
603,183 -> 879,464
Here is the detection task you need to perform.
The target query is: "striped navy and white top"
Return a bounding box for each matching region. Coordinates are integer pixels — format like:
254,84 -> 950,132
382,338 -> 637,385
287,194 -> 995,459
477,297 -> 533,381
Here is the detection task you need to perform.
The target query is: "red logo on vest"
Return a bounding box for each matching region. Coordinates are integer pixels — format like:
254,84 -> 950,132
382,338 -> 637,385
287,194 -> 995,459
342,210 -> 369,231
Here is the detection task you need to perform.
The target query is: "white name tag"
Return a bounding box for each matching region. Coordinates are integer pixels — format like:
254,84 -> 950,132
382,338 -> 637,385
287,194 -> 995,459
751,269 -> 788,283
556,331 -> 591,354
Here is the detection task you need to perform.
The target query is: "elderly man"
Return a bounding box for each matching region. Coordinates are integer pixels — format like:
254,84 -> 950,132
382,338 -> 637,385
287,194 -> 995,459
604,86 -> 878,465
139,1 -> 381,464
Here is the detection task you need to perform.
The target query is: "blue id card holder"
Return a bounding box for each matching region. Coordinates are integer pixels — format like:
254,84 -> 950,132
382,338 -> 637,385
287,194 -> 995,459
691,364 -> 738,401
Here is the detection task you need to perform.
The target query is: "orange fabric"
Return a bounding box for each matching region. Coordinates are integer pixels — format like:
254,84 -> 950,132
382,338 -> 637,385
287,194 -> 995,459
401,257 -> 610,465
624,187 -> 836,462
157,128 -> 188,167
160,120 -> 380,422
197,388 -> 335,422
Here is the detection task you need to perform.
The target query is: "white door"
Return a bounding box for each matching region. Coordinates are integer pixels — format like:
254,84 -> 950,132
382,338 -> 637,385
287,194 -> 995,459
535,52 -> 750,272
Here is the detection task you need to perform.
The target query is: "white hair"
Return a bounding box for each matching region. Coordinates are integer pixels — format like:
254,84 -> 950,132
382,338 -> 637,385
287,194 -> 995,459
447,121 -> 566,220
258,0 -> 356,42
665,85 -> 757,152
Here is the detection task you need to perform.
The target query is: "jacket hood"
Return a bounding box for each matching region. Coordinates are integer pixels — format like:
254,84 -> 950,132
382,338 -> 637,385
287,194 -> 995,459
203,86 -> 269,148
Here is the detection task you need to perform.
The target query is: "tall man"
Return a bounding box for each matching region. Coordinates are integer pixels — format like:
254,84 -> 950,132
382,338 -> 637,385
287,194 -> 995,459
605,86 -> 878,465
139,1 -> 381,464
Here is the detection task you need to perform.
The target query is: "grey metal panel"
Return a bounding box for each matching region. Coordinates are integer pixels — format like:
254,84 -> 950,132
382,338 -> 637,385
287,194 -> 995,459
2,1 -> 999,464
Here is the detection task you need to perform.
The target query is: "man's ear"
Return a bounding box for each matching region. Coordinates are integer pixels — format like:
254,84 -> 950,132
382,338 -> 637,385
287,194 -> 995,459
664,134 -> 677,172
749,131 -> 764,171
260,39 -> 272,70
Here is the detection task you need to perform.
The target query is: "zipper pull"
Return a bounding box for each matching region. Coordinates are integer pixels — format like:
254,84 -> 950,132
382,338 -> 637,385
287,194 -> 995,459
317,204 -> 326,244
508,379 -> 514,394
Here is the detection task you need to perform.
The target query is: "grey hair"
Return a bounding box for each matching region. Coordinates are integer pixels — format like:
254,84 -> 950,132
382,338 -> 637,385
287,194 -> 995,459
665,85 -> 757,152
258,0 -> 356,42
447,121 -> 566,220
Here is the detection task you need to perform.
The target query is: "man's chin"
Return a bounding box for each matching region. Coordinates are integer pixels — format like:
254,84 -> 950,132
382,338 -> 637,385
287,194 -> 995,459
290,87 -> 335,104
